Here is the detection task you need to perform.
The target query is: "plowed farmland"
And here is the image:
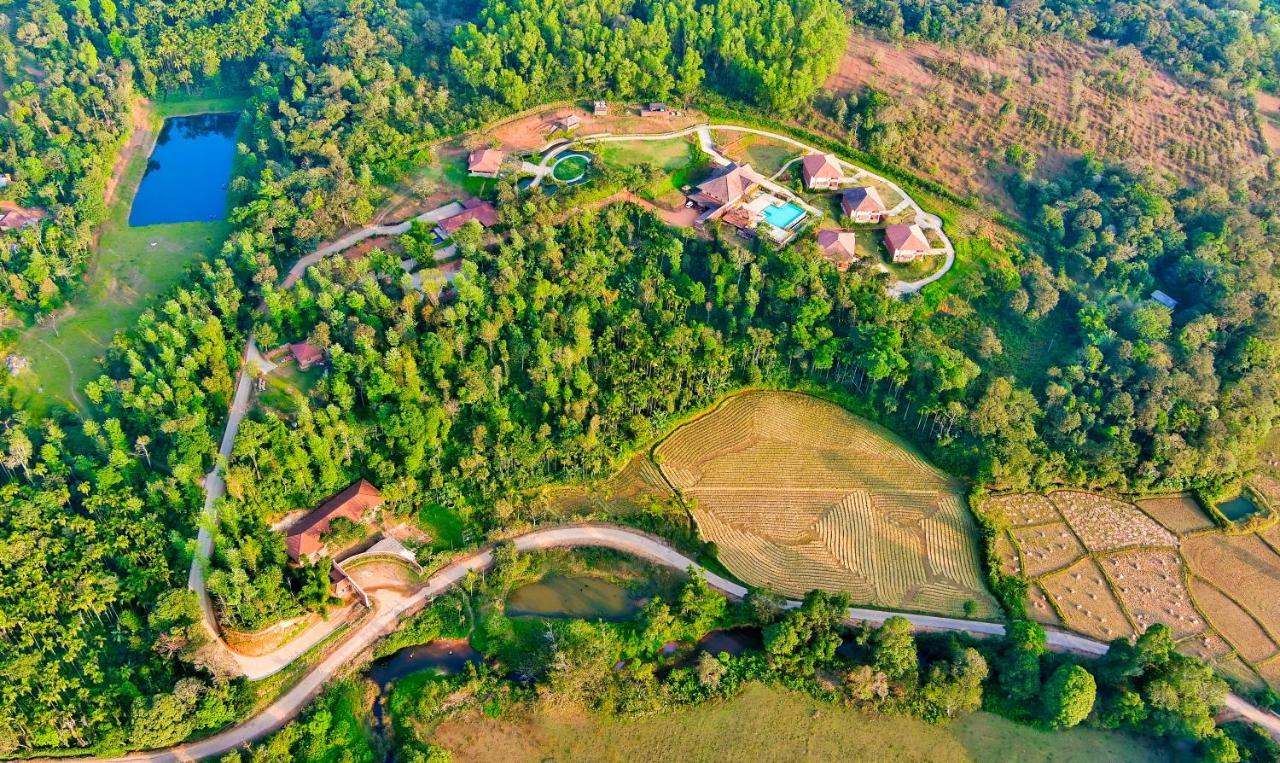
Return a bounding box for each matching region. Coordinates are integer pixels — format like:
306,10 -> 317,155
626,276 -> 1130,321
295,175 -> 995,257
655,391 -> 998,618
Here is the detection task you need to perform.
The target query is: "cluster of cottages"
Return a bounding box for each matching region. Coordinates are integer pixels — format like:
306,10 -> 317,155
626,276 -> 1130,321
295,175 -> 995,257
684,150 -> 934,270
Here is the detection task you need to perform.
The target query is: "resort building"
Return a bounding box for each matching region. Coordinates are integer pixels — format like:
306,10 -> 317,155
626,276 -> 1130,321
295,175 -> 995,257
436,197 -> 499,237
801,153 -> 844,191
286,479 -> 384,562
841,186 -> 887,223
884,223 -> 930,263
689,163 -> 765,216
467,148 -> 505,178
289,341 -> 324,371
816,229 -> 858,271
554,114 -> 581,132
593,101 -> 608,116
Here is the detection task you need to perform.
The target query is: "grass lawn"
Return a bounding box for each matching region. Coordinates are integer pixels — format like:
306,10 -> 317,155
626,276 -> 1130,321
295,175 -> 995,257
419,503 -> 468,550
429,683 -> 1177,763
442,152 -> 498,198
551,154 -> 590,182
11,94 -> 243,415
599,138 -> 704,205
257,363 -> 323,415
887,253 -> 947,281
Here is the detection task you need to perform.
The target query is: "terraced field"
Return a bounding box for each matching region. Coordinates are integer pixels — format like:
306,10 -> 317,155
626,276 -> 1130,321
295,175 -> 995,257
985,487 -> 1280,691
655,391 -> 998,618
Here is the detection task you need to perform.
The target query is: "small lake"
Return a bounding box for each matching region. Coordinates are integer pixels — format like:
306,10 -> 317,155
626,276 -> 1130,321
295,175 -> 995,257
128,112 -> 238,227
506,574 -> 639,620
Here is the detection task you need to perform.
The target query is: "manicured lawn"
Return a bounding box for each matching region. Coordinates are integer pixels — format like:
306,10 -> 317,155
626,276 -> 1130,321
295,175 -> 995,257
442,152 -> 498,198
887,253 -> 947,281
600,139 -> 695,172
13,94 -> 243,415
429,683 -> 1176,763
257,363 -> 323,415
551,154 -> 590,182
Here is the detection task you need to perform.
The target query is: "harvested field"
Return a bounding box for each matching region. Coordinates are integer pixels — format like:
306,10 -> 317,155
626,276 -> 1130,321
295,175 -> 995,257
1099,551 -> 1205,639
1136,494 -> 1215,535
1178,632 -> 1232,663
539,454 -> 673,518
1010,521 -> 1084,577
824,34 -> 1267,208
1257,658 -> 1280,690
1187,577 -> 1277,663
984,493 -> 1061,528
994,531 -> 1021,577
1040,558 -> 1133,642
1049,491 -> 1177,552
656,391 -> 997,618
1025,583 -> 1061,626
1213,654 -> 1266,693
1184,533 -> 1280,644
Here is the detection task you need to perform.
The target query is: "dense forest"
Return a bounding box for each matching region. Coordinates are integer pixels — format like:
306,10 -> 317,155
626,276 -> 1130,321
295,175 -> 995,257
1,0 -> 1279,756
843,0 -> 1280,89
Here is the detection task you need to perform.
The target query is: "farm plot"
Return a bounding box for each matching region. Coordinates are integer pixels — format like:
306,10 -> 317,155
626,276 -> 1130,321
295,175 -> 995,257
1099,551 -> 1206,639
1010,522 -> 1085,577
1041,557 -> 1134,642
983,493 -> 1062,527
1135,494 -> 1216,535
1184,534 -> 1280,648
1049,491 -> 1178,552
655,391 -> 998,618
1188,578 -> 1278,663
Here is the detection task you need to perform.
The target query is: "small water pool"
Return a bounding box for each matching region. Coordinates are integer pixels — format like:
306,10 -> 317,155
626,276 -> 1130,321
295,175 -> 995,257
761,201 -> 806,230
1218,494 -> 1260,522
506,574 -> 639,620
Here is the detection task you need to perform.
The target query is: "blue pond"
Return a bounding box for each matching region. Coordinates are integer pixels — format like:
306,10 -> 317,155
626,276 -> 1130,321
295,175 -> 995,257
128,112 -> 238,227
761,201 -> 806,229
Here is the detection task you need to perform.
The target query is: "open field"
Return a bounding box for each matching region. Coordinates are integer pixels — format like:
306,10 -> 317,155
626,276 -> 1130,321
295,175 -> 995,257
598,137 -> 705,205
10,95 -> 242,414
654,391 -> 998,618
428,682 -> 1174,763
824,34 -> 1268,209
986,486 -> 1280,689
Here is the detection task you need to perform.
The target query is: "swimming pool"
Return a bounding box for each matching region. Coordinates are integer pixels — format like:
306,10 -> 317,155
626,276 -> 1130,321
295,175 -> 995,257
761,201 -> 806,229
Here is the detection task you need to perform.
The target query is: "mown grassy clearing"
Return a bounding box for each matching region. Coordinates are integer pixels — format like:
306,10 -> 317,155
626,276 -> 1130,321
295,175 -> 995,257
12,94 -> 242,415
654,390 -> 999,618
429,682 -> 1175,763
599,137 -> 704,205
714,131 -> 798,176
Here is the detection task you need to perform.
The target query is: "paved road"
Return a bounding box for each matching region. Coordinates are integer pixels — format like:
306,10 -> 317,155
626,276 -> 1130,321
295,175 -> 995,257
60,523 -> 1280,762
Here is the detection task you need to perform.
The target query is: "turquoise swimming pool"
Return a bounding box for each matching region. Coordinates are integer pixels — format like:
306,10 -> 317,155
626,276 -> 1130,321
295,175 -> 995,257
761,201 -> 806,229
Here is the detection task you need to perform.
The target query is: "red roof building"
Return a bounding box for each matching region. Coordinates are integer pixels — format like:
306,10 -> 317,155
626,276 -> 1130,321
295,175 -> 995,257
841,186 -> 887,223
689,163 -> 764,211
467,149 -> 505,178
801,153 -> 843,190
286,480 -> 384,562
816,229 -> 858,271
884,223 -> 930,263
436,197 -> 499,237
289,341 -> 324,370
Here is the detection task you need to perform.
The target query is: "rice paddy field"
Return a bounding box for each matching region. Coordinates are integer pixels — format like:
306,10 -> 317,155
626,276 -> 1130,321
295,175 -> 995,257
654,391 -> 998,618
984,487 -> 1280,691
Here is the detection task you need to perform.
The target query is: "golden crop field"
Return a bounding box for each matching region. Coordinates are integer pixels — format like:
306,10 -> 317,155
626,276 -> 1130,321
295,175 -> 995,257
986,485 -> 1280,690
655,391 -> 998,618
1136,494 -> 1216,535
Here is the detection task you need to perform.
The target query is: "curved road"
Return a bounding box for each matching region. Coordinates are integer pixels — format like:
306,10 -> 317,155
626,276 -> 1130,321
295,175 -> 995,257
61,522 -> 1279,762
